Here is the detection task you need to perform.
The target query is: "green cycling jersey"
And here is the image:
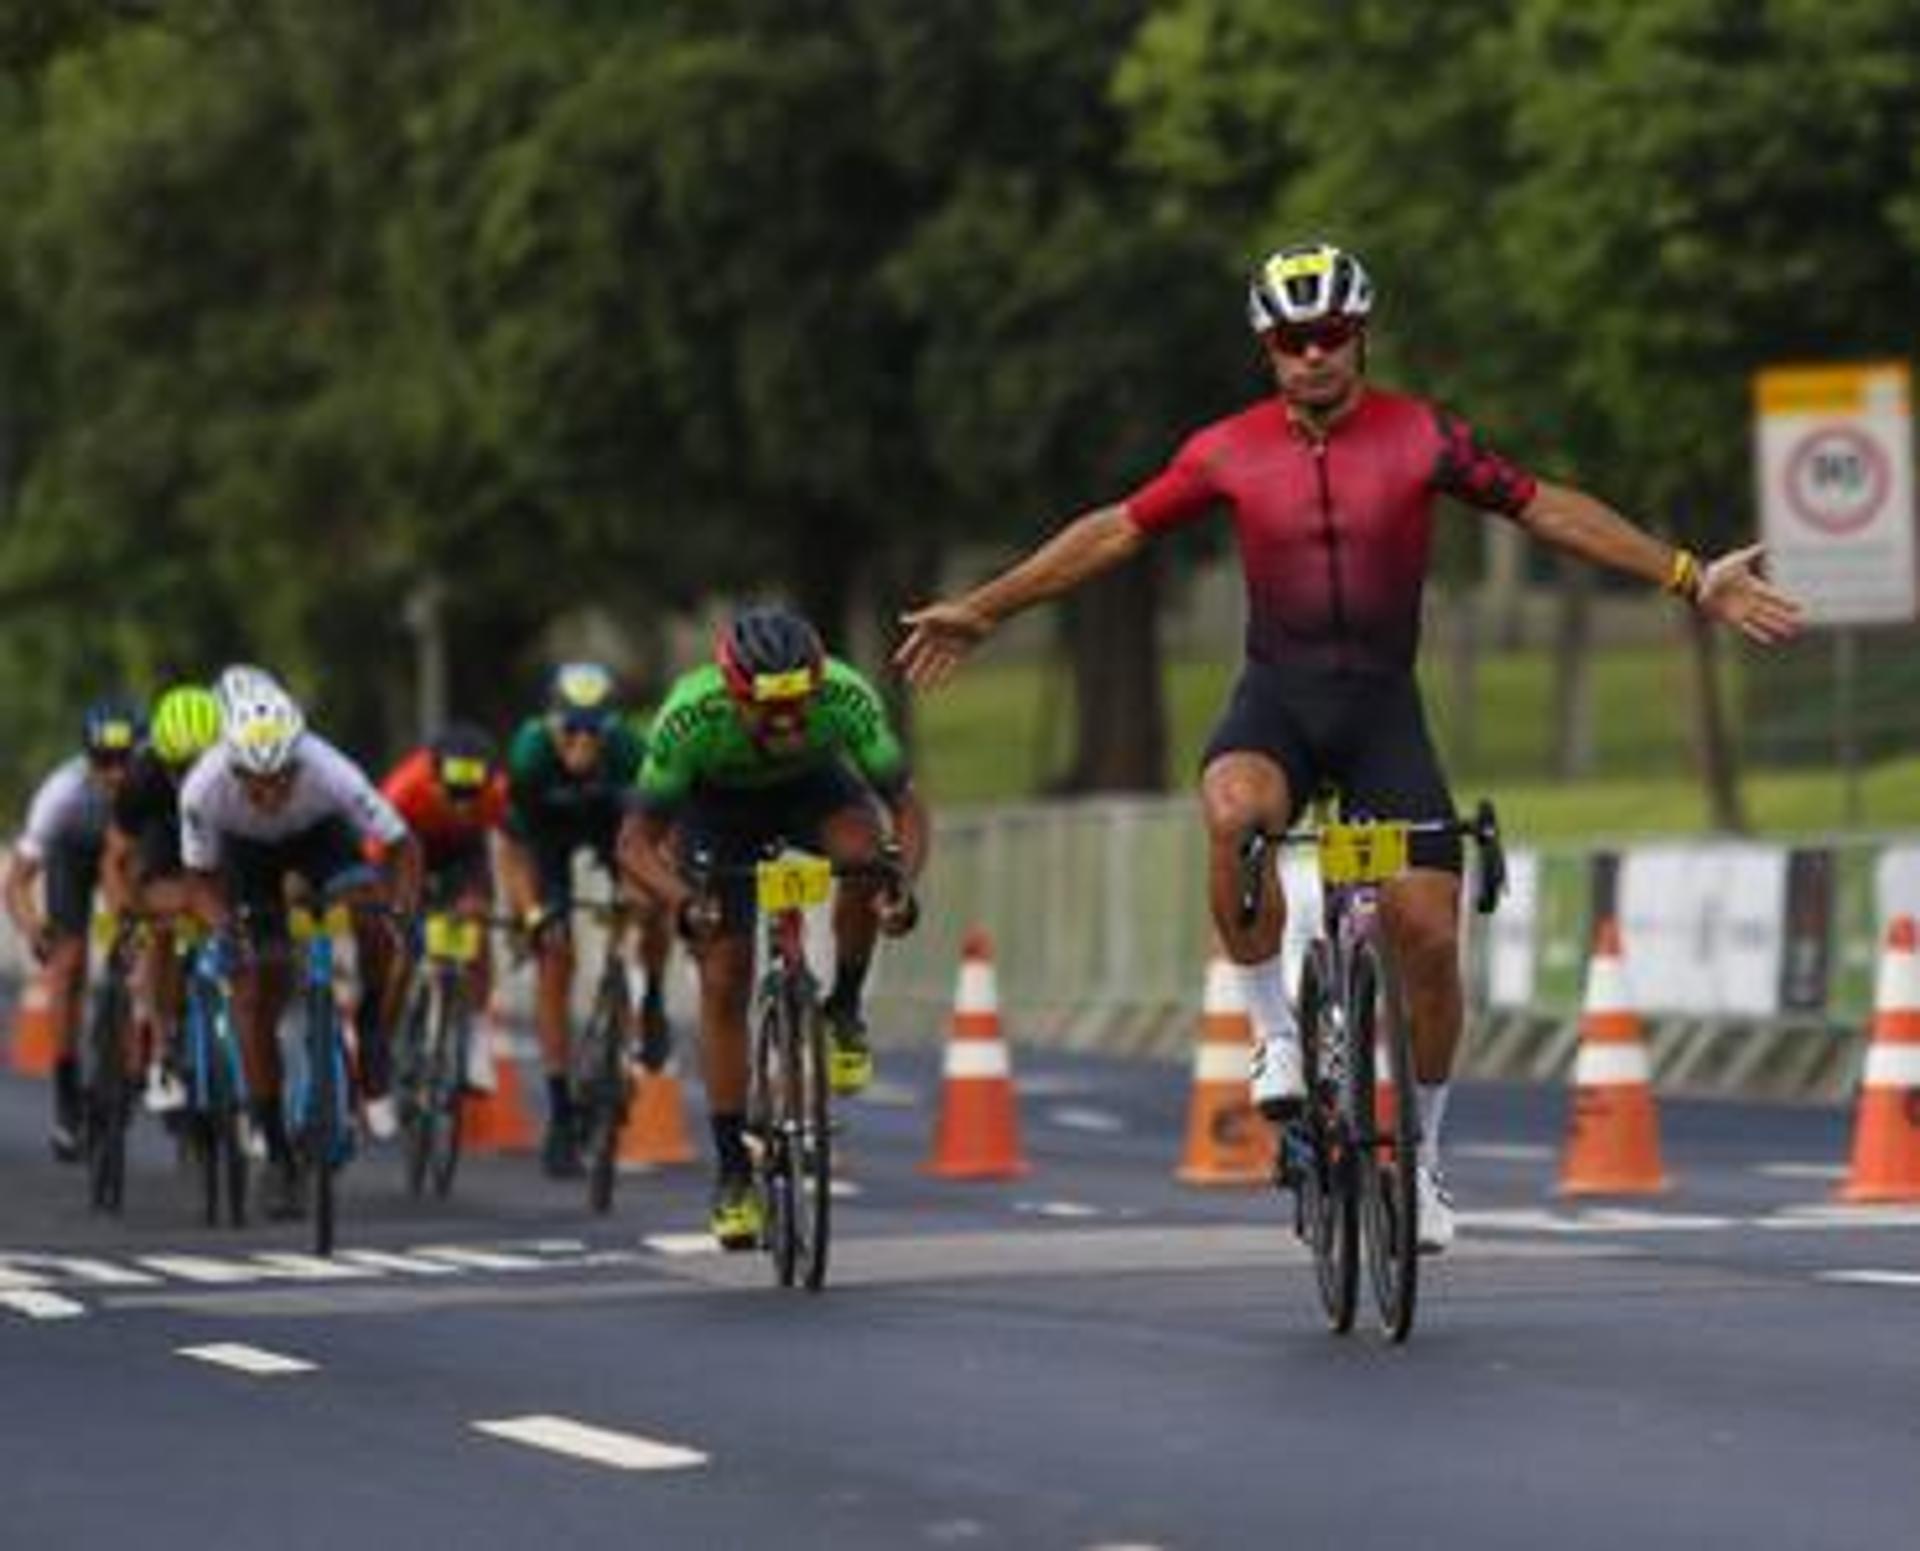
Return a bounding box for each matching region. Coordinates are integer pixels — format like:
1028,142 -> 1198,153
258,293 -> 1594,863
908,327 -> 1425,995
637,659 -> 908,813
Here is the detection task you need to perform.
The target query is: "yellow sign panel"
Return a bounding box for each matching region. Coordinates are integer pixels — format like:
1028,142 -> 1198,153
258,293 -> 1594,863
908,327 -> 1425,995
1318,822 -> 1411,885
756,854 -> 833,911
1754,361 -> 1910,417
426,914 -> 483,963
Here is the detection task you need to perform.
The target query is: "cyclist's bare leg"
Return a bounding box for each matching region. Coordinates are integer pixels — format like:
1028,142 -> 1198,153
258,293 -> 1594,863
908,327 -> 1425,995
636,902 -> 670,1006
234,944 -> 292,1156
44,934 -> 87,1061
1381,869 -> 1463,1173
820,802 -> 886,1009
696,930 -> 754,1181
1199,753 -> 1293,962
342,884 -> 406,1097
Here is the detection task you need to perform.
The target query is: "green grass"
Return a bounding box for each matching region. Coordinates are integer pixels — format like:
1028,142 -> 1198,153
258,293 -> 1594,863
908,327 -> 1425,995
914,645 -> 1911,837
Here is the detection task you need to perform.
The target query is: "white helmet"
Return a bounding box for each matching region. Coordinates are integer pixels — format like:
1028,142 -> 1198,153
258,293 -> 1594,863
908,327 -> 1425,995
1247,241 -> 1374,333
216,664 -> 306,777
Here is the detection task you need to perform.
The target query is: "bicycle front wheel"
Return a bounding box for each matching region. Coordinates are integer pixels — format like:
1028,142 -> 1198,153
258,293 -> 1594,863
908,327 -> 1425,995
789,988 -> 832,1292
1354,940 -> 1419,1342
1298,944 -> 1358,1334
307,983 -> 338,1257
428,977 -> 469,1200
578,964 -> 630,1215
83,968 -> 131,1214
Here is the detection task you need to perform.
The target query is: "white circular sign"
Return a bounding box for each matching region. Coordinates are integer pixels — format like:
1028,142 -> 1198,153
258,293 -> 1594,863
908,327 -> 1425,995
1785,425 -> 1890,535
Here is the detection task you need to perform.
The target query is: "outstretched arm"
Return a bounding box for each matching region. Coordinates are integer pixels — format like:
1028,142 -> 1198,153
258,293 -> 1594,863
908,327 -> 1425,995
894,505 -> 1148,689
1516,480 -> 1803,645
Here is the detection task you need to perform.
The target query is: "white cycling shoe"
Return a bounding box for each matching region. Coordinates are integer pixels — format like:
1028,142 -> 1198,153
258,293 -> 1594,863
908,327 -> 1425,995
363,1094 -> 399,1142
1415,1163 -> 1456,1254
1249,1032 -> 1305,1120
142,1062 -> 187,1115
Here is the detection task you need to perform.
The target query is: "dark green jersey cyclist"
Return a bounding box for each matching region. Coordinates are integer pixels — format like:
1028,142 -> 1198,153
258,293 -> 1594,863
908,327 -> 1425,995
620,606 -> 929,1250
501,662 -> 672,1179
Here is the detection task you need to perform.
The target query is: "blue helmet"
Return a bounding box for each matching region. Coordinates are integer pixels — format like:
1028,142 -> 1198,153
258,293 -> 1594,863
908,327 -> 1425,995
82,698 -> 143,760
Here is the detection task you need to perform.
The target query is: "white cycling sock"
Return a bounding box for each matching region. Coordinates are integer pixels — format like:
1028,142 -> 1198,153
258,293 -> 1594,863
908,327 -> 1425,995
1416,1082 -> 1449,1171
1235,954 -> 1295,1046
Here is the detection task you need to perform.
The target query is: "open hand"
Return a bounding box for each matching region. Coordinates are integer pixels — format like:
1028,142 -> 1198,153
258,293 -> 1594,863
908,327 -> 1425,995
1699,544 -> 1804,645
893,600 -> 995,689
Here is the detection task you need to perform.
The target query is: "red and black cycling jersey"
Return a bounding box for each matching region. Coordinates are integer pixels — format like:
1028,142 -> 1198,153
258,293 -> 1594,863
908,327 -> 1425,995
1124,388 -> 1538,672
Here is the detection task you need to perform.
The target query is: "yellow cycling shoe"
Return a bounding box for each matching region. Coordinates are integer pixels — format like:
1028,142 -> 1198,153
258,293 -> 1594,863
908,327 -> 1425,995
709,1176 -> 764,1251
824,1006 -> 873,1097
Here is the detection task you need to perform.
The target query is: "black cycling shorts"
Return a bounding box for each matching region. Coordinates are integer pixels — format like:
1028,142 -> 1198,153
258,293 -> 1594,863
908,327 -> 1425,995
223,817 -> 381,941
422,837 -> 493,912
673,764 -> 877,931
43,839 -> 102,938
1202,661 -> 1462,873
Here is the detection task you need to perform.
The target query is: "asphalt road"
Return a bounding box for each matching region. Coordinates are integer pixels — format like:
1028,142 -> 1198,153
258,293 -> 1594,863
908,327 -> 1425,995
2,1036 -> 1917,1551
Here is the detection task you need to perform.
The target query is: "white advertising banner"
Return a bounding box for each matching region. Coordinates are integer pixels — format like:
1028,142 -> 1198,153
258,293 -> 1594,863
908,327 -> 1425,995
1873,845 -> 1920,939
1754,362 -> 1917,625
1617,845 -> 1787,1015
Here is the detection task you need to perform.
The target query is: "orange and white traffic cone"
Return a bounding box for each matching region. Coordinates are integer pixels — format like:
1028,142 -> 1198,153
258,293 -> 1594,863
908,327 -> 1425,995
1559,917 -> 1668,1195
923,928 -> 1027,1179
8,968 -> 57,1078
617,1057 -> 696,1168
1839,915 -> 1920,1203
462,1008 -> 536,1154
1177,954 -> 1275,1185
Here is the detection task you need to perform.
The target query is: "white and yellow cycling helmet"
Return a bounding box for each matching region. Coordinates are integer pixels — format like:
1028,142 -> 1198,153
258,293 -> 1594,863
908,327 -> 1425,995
1247,241 -> 1374,334
216,664 -> 305,777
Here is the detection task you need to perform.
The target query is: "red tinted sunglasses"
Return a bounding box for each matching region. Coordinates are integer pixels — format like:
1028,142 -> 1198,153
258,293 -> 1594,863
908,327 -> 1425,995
1267,317 -> 1363,356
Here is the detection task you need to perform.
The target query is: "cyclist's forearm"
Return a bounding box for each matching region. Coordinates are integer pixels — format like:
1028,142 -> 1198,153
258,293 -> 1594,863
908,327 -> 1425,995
887,787 -> 931,883
385,835 -> 424,916
617,814 -> 689,913
183,870 -> 226,931
961,506 -> 1147,624
4,859 -> 42,937
1518,479 -> 1683,589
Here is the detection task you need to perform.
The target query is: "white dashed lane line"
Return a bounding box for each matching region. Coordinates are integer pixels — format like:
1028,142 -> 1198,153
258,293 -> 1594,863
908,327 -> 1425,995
473,1414 -> 708,1472
176,1342 -> 318,1376
1817,1270 -> 1920,1289
0,1289 -> 87,1320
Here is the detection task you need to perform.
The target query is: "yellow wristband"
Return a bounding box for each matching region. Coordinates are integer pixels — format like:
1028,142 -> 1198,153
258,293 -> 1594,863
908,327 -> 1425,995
1663,548 -> 1702,603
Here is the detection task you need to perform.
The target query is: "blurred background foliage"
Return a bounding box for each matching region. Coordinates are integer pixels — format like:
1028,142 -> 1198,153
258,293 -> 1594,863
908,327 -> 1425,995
2,0 -> 1918,818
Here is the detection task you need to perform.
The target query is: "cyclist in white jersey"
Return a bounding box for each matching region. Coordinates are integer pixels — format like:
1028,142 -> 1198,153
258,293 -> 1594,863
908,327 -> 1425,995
180,667 -> 421,1219
4,700 -> 143,1160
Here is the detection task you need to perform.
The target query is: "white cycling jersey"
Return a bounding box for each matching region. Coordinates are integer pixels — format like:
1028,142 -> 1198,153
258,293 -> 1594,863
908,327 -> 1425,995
180,732 -> 407,872
16,757 -> 111,861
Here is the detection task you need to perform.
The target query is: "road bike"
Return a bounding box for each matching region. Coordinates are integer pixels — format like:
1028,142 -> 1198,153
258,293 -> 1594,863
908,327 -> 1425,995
180,924 -> 250,1227
687,843 -> 907,1291
79,912 -> 142,1213
1238,798 -> 1505,1342
395,906 -> 491,1200
556,898 -> 641,1215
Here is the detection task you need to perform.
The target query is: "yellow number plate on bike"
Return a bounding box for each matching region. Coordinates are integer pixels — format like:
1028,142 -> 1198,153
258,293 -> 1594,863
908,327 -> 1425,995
1317,822 -> 1411,885
289,904 -> 352,940
425,914 -> 483,963
755,855 -> 833,911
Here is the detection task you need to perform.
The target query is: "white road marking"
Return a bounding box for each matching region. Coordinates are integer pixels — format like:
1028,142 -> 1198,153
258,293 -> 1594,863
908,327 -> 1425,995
412,1246 -> 548,1272
177,1342 -> 317,1376
1455,1143 -> 1555,1162
642,1233 -> 718,1257
1459,1208 -> 1735,1234
337,1250 -> 464,1277
1817,1270 -> 1920,1289
248,1253 -> 384,1281
0,1263 -> 52,1290
0,1290 -> 86,1320
137,1255 -> 270,1285
1046,1106 -> 1126,1135
473,1415 -> 707,1472
4,1255 -> 160,1287
1754,1162 -> 1848,1181
853,1077 -> 919,1108
1758,1205 -> 1920,1231
1014,1200 -> 1105,1220
829,1179 -> 862,1199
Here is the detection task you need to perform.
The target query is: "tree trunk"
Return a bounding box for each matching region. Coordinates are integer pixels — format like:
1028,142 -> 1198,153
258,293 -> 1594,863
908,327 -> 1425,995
1052,549 -> 1166,794
1550,555 -> 1594,779
1684,605 -> 1747,832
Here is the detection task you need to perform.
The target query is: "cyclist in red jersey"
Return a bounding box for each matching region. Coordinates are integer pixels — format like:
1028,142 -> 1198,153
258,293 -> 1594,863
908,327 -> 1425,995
897,241 -> 1802,1252
380,724 -> 508,1036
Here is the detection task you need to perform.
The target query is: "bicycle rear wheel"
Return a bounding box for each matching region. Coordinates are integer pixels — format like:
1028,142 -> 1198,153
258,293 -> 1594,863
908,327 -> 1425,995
1297,944 -> 1358,1334
748,991 -> 791,1282
1354,940 -> 1419,1342
428,981 -> 468,1200
399,981 -> 433,1198
83,967 -> 131,1213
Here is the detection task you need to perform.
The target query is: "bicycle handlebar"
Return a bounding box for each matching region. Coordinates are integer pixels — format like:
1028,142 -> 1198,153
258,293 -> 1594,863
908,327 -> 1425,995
1235,800 -> 1508,930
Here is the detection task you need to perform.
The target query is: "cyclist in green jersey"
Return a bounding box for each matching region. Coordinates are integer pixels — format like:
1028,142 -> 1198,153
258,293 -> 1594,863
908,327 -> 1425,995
502,663 -> 673,1178
619,607 -> 928,1249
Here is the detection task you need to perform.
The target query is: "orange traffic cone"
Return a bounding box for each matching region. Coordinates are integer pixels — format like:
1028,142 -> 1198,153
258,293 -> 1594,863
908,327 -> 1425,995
1177,955 -> 1275,1185
1839,915 -> 1920,1202
1559,917 -> 1668,1195
9,968 -> 57,1078
923,928 -> 1027,1179
462,1010 -> 536,1153
617,1060 -> 696,1167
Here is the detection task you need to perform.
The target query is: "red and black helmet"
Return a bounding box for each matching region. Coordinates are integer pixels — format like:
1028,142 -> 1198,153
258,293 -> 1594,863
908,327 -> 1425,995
716,606 -> 825,706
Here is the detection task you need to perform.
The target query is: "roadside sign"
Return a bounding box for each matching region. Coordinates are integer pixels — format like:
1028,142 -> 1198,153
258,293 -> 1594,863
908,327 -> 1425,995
1754,362 -> 1916,625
